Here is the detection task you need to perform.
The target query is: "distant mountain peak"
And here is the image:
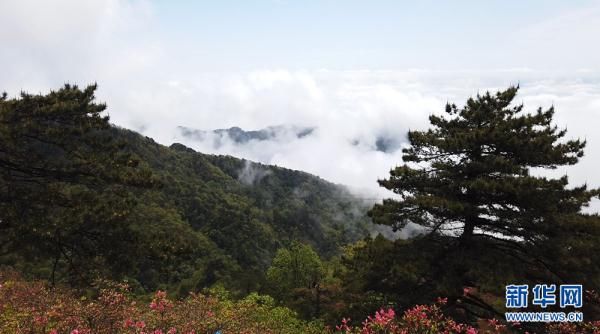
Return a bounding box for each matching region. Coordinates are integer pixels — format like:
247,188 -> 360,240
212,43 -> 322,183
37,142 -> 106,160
177,124 -> 315,147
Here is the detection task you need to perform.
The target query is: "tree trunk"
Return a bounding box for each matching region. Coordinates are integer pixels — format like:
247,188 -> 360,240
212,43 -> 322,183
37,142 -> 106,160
460,217 -> 476,247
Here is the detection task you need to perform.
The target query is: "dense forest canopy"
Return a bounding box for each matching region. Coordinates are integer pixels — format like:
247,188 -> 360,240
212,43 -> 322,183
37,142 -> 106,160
0,84 -> 371,294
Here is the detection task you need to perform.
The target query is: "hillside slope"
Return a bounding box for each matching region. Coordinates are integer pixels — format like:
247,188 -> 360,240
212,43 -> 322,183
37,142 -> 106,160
0,85 -> 371,296
114,128 -> 371,292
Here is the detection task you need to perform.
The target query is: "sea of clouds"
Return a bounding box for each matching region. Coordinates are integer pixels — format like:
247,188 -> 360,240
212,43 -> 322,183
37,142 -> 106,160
1,0 -> 599,211
145,70 -> 600,211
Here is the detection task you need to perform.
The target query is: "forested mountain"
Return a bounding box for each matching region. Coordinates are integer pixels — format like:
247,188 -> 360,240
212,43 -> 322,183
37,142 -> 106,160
124,127 -> 370,254
117,128 -> 371,288
4,84 -> 600,333
0,85 -> 370,295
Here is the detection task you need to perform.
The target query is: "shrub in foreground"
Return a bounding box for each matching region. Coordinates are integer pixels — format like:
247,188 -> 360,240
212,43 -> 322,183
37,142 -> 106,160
2,271 -> 599,334
0,271 -> 321,334
331,298 -> 600,334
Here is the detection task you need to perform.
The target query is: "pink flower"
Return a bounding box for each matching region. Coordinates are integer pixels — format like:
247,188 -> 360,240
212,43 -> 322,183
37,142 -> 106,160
370,308 -> 396,327
466,328 -> 478,334
34,315 -> 48,325
336,317 -> 351,331
167,328 -> 177,334
486,318 -> 506,330
150,290 -> 172,312
123,318 -> 135,328
135,321 -> 146,329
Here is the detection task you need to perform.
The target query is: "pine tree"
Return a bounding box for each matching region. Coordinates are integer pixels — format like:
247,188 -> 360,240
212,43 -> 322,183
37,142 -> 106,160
368,86 -> 600,317
0,84 -> 154,284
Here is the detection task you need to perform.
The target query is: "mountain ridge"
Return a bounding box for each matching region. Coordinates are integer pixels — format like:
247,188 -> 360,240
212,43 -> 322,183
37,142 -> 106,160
177,124 -> 315,147
112,127 -> 371,293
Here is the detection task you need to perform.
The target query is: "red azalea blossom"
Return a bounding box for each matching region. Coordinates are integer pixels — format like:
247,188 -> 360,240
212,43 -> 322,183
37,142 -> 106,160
150,290 -> 173,313
2,272 -> 600,334
334,300 -> 479,334
123,318 -> 135,328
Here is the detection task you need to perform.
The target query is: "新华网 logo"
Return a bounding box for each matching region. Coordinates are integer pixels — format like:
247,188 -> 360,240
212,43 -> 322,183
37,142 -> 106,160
504,284 -> 583,322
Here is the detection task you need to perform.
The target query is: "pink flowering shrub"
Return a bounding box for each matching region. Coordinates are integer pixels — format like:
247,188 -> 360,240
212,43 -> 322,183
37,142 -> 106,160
546,321 -> 600,334
3,270 -> 600,334
0,271 -> 321,334
332,298 -> 600,334
333,298 -> 480,334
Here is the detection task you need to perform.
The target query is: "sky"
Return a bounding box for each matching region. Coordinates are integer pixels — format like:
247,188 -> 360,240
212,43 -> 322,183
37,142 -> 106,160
1,0 -> 600,210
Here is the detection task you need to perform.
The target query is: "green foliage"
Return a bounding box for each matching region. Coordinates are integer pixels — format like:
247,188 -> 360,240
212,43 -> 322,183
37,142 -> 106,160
371,86 -> 595,235
5,270 -> 600,334
267,242 -> 325,293
0,84 -> 156,285
0,270 -> 324,334
7,83 -> 600,329
364,86 -> 600,320
266,242 -> 325,318
0,84 -> 370,296
112,127 -> 370,294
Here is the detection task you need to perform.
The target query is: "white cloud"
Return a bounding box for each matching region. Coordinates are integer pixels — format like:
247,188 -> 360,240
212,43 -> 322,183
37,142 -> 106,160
158,71 -> 600,211
1,0 -> 599,212
0,0 -> 159,98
